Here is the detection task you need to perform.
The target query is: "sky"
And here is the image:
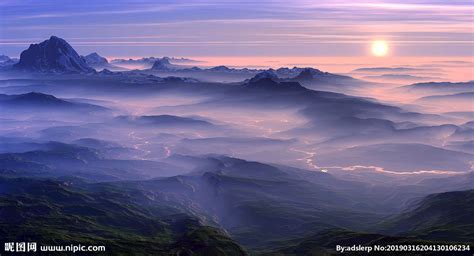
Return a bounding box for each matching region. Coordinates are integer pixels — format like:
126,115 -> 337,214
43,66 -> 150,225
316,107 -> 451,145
0,0 -> 473,79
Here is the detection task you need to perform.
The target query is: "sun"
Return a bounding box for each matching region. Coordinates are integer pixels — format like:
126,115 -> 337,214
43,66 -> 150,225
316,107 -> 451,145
371,40 -> 389,57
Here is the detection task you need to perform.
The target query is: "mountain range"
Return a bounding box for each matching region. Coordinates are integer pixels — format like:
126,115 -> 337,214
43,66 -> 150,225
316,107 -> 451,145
80,52 -> 127,71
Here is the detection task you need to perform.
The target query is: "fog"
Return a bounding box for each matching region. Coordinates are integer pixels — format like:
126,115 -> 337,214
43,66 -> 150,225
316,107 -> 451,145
1,67 -> 472,176
1,59 -> 473,250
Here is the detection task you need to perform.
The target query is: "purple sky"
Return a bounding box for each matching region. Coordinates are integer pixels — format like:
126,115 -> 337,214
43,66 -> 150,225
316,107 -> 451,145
0,0 -> 473,58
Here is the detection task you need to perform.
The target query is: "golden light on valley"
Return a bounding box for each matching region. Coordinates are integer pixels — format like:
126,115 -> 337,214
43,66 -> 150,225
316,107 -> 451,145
371,40 -> 389,57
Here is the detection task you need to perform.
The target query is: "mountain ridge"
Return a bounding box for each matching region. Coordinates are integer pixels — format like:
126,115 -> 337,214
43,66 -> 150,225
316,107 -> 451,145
13,36 -> 94,73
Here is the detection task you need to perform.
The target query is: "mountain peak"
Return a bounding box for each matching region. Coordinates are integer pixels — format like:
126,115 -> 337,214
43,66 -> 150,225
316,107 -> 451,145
86,52 -> 101,58
294,68 -> 324,80
13,36 -> 93,73
0,54 -> 18,68
2,92 -> 65,105
12,92 -> 62,101
0,55 -> 12,62
83,52 -> 109,65
247,72 -> 279,87
249,70 -> 279,83
246,71 -> 306,91
151,58 -> 173,70
209,65 -> 231,71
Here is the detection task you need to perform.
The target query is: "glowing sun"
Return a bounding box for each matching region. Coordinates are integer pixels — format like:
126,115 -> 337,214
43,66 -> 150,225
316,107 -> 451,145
371,40 -> 389,57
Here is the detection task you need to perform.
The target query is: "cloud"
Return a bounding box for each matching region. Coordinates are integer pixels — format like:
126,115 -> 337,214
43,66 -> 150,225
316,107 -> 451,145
0,0 -> 472,57
4,2 -> 216,20
353,67 -> 431,73
363,74 -> 442,81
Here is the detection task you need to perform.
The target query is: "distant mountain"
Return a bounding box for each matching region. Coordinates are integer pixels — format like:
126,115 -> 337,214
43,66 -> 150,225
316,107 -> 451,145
82,52 -> 108,66
262,67 -> 362,93
292,68 -> 321,80
134,62 -> 360,86
416,92 -> 474,102
0,54 -> 18,69
191,66 -> 355,84
398,81 -> 474,96
209,65 -> 232,72
353,67 -> 421,73
111,56 -> 160,68
269,67 -> 325,79
364,74 -> 438,82
248,70 -> 279,82
408,81 -> 474,90
415,92 -> 473,112
0,55 -> 11,62
245,72 -> 306,92
0,92 -> 107,112
167,57 -> 202,64
115,115 -> 215,129
111,56 -> 199,69
0,92 -> 66,105
13,36 -> 94,73
82,52 -> 127,71
151,58 -> 178,71
289,68 -> 358,87
381,190 -> 474,242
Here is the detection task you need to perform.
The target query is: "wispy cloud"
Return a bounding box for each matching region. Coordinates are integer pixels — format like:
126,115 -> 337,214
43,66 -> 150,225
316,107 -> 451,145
0,0 -> 472,58
10,2 -> 215,20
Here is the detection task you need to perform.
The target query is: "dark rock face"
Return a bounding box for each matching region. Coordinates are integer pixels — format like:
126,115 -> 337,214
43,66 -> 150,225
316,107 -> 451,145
14,36 -> 93,73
